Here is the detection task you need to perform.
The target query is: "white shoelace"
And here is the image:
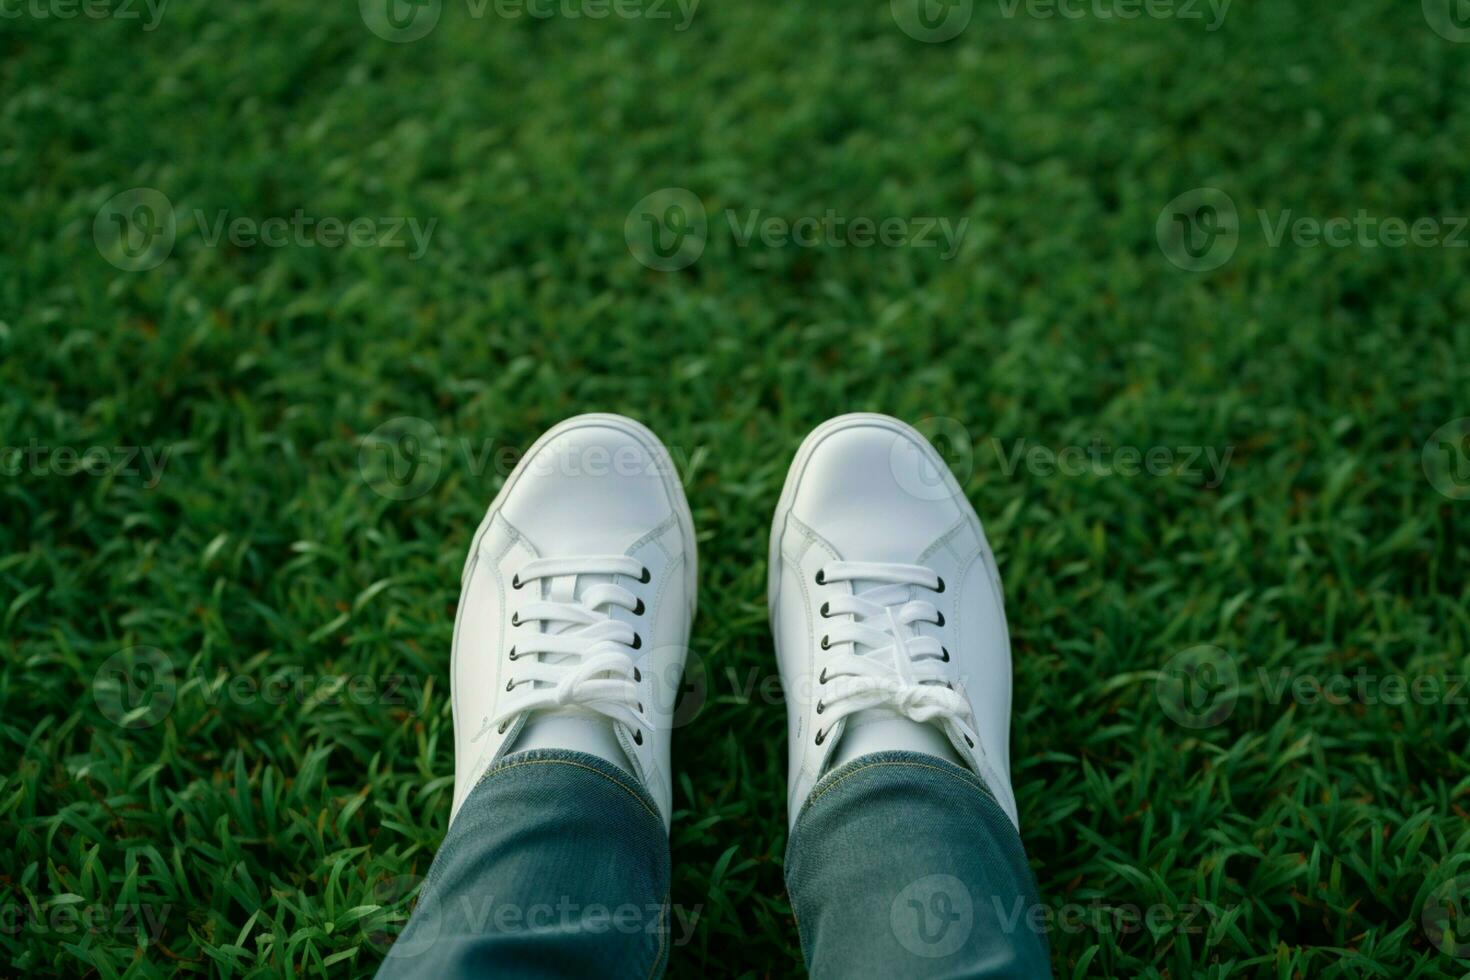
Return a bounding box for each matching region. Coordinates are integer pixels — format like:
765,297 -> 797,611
489,555 -> 651,742
814,560 -> 978,750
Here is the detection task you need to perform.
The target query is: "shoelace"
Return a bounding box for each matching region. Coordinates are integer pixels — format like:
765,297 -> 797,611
490,555 -> 651,744
814,560 -> 978,750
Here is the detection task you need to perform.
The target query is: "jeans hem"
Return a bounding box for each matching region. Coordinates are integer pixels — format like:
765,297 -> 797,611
472,747 -> 665,829
793,749 -> 1002,830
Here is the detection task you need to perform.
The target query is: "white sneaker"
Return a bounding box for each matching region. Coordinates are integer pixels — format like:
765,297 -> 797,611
450,414 -> 697,829
768,414 -> 1018,829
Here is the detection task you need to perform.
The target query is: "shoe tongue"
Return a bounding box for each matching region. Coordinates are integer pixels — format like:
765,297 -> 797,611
520,572 -> 627,760
846,579 -> 916,660
538,573 -> 614,666
830,712 -> 960,770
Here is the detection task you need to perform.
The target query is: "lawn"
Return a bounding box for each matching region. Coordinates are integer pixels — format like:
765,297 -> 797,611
2,0 -> 1469,976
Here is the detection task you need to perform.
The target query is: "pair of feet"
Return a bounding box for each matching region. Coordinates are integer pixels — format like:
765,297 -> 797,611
450,413 -> 1017,831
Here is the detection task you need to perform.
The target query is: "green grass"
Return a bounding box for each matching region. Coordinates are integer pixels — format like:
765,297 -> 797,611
3,0 -> 1470,976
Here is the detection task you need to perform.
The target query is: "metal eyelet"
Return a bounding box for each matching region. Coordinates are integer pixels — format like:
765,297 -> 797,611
633,730 -> 644,745
814,728 -> 827,745
639,567 -> 651,584
820,635 -> 830,650
631,633 -> 642,650
934,577 -> 946,593
935,611 -> 945,627
633,598 -> 646,616
814,569 -> 826,585
820,601 -> 830,618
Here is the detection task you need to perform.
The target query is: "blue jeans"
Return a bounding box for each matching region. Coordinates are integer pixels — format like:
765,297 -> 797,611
375,750 -> 1049,978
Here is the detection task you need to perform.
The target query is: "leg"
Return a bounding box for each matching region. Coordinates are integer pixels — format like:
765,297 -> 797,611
785,751 -> 1049,978
376,749 -> 671,979
769,415 -> 1052,979
380,414 -> 698,978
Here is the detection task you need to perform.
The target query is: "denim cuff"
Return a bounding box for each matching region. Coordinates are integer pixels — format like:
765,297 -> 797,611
469,747 -> 666,833
791,749 -> 1003,836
